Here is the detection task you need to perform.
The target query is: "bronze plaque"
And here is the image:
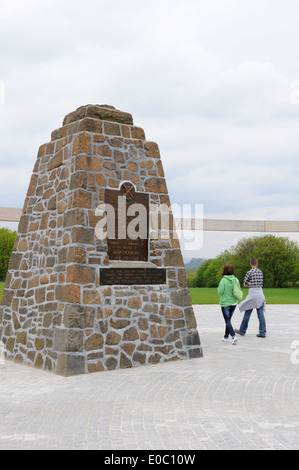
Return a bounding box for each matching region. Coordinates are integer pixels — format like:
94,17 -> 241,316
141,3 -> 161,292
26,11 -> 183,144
105,183 -> 149,262
100,268 -> 167,286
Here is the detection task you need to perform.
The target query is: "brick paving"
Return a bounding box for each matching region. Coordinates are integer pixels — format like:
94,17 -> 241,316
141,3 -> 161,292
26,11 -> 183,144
0,304 -> 298,450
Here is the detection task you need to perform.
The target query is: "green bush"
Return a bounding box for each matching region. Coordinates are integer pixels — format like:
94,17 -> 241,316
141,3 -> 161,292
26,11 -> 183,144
193,235 -> 299,288
0,228 -> 17,281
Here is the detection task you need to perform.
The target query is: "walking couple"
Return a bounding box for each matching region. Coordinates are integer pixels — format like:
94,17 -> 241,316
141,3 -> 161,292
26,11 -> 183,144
217,258 -> 267,345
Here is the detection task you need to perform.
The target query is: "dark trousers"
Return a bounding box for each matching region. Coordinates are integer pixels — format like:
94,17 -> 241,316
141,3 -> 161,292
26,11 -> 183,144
221,305 -> 237,338
239,305 -> 266,336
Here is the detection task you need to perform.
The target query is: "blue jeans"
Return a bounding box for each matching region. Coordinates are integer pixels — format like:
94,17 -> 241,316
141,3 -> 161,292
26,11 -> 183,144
239,305 -> 266,337
221,305 -> 237,338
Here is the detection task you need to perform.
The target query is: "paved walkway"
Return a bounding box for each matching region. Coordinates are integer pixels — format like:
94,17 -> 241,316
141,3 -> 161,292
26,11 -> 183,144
0,305 -> 298,450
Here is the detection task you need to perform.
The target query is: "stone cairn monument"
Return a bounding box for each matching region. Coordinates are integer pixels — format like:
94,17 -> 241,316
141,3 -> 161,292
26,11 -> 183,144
0,105 -> 202,376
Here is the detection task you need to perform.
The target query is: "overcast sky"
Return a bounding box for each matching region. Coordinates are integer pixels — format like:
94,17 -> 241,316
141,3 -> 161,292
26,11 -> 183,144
1,0 -> 299,258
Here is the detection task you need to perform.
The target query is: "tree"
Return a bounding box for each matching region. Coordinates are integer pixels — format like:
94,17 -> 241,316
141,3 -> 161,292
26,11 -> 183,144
291,252 -> 299,287
193,251 -> 232,287
186,271 -> 197,287
0,228 -> 17,281
204,250 -> 233,287
252,236 -> 298,287
193,259 -> 213,287
191,235 -> 299,288
230,236 -> 260,283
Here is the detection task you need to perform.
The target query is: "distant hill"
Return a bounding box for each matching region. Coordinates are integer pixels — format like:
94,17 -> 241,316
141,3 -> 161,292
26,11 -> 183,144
184,258 -> 205,271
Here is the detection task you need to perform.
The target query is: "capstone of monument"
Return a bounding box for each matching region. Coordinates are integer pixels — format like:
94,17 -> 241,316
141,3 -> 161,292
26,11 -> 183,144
0,104 -> 202,376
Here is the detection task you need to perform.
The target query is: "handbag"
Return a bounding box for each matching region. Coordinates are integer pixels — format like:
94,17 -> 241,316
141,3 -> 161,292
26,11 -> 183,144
233,277 -> 243,301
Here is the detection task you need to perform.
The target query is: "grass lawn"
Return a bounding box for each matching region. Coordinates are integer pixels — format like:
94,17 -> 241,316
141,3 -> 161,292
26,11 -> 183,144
189,287 -> 299,305
0,282 -> 298,305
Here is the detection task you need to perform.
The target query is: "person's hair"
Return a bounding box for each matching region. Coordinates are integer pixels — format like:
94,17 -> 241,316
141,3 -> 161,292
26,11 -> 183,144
250,257 -> 258,266
222,264 -> 234,276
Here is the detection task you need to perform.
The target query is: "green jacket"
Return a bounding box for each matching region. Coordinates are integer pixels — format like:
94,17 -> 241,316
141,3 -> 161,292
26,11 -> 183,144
217,275 -> 241,307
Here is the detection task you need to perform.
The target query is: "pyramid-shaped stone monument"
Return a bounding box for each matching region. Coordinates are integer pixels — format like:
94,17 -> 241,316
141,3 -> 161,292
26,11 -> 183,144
0,105 -> 202,376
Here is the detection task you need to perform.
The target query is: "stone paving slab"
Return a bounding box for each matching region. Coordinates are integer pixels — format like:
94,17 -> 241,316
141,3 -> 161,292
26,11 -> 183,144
0,304 -> 298,450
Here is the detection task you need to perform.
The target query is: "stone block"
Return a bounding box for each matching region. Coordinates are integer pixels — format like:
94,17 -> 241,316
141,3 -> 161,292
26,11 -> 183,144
85,333 -> 103,351
71,227 -> 94,245
171,288 -> 193,308
145,177 -> 167,194
123,327 -> 139,342
54,328 -> 84,353
127,296 -> 142,309
35,338 -> 45,351
63,209 -> 85,228
75,155 -> 102,171
63,305 -> 94,328
57,353 -> 85,376
106,331 -> 121,345
145,141 -> 160,159
18,216 -> 29,234
56,285 -> 81,303
88,361 -> 104,373
163,249 -> 184,267
68,246 -> 86,263
47,150 -> 63,171
103,121 -> 121,136
66,265 -> 95,284
109,318 -> 130,329
120,352 -> 132,368
78,117 -> 102,134
73,133 -> 92,155
16,332 -> 27,345
70,171 -> 88,189
72,189 -> 92,209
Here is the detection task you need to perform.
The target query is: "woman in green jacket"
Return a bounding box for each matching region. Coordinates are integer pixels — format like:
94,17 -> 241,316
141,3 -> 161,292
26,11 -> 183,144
217,264 -> 241,345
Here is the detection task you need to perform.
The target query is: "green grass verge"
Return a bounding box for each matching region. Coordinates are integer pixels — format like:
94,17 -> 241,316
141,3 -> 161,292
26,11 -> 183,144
189,287 -> 299,305
0,282 -> 298,305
